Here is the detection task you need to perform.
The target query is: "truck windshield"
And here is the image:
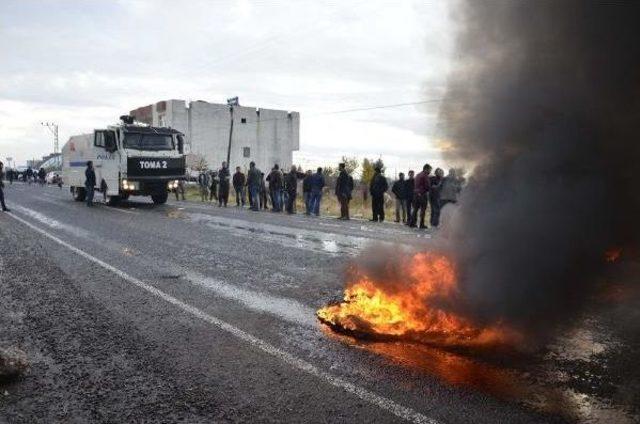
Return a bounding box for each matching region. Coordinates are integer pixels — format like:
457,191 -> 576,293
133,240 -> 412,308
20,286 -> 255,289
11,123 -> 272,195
123,133 -> 174,151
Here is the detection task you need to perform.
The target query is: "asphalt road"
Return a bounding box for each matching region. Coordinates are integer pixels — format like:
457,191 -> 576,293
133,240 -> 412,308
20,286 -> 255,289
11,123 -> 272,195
0,182 -> 637,423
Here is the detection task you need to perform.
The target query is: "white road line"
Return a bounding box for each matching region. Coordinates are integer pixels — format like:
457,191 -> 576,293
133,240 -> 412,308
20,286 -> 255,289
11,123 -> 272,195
7,211 -> 439,424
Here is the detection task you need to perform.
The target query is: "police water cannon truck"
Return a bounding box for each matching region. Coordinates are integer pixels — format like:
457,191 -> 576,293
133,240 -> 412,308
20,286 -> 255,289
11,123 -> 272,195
62,116 -> 186,205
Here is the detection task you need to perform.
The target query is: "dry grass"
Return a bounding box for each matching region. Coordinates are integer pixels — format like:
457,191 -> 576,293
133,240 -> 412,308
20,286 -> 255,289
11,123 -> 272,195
180,185 -> 426,221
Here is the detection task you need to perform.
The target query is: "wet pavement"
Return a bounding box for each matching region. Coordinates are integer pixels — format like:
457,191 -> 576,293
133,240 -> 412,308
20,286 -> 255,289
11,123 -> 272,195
0,182 -> 637,423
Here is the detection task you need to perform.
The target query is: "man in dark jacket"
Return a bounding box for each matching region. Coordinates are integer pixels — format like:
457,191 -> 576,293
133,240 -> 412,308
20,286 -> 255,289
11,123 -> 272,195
405,170 -> 415,225
85,161 -> 96,207
38,167 -> 46,185
335,163 -> 354,220
267,164 -> 283,212
410,164 -> 432,228
369,166 -> 388,222
309,168 -> 325,216
197,170 -> 210,202
0,161 -> 9,212
429,168 -> 444,227
302,170 -> 313,215
218,161 -> 230,207
208,171 -> 218,202
259,172 -> 268,210
284,165 -> 304,214
232,166 -> 246,207
391,172 -> 407,223
246,162 -> 262,211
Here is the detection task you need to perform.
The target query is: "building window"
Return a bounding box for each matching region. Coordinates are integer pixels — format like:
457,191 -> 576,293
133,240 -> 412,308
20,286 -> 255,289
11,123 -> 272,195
243,147 -> 250,158
241,118 -> 247,124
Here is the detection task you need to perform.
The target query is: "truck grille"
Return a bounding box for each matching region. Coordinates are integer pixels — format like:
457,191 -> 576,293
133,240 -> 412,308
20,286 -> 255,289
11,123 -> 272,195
127,157 -> 185,177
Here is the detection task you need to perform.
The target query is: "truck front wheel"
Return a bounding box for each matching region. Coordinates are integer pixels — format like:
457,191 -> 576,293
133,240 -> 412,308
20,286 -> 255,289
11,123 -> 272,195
151,192 -> 168,204
106,196 -> 120,206
72,187 -> 86,202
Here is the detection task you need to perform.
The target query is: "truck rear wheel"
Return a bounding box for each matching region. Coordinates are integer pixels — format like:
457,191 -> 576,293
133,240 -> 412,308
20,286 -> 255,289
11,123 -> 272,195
72,187 -> 86,202
151,192 -> 168,204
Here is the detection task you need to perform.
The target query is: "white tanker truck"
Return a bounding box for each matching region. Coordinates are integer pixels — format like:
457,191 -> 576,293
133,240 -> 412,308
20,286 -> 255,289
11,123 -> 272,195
62,116 -> 186,205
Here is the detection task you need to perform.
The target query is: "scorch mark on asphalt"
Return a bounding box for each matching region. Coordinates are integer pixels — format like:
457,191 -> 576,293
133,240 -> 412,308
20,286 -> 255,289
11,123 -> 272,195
7,211 -> 440,424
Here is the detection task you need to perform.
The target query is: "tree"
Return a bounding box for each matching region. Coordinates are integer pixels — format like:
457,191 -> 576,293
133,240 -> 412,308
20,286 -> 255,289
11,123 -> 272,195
361,157 -> 385,185
193,154 -> 208,171
361,158 -> 374,185
322,166 -> 335,179
341,156 -> 359,175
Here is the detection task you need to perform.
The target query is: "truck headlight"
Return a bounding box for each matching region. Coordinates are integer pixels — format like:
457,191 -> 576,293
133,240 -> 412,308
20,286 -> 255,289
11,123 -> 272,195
121,180 -> 139,191
167,180 -> 179,189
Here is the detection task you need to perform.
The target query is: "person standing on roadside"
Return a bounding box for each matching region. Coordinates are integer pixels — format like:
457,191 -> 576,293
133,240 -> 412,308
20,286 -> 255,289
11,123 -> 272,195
267,164 -> 284,212
38,167 -> 46,185
302,170 -> 313,215
174,179 -> 186,201
284,165 -> 303,214
410,164 -> 432,228
259,172 -> 268,210
439,168 -> 462,210
218,161 -> 230,207
429,168 -> 444,227
197,169 -> 210,202
405,170 -> 415,226
309,167 -> 325,216
392,172 -> 407,223
8,167 -> 14,185
85,161 -> 96,207
0,161 -> 10,212
246,161 -> 262,211
335,163 -> 354,220
369,166 -> 388,222
26,167 -> 33,185
232,166 -> 247,207
209,171 -> 218,202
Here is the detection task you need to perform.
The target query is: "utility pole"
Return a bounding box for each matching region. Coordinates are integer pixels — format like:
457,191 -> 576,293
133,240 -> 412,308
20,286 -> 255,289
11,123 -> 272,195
226,97 -> 239,166
41,122 -> 59,154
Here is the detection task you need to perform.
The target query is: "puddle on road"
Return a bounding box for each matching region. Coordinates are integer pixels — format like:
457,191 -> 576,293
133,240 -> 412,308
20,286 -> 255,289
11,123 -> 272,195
186,212 -> 373,256
166,210 -> 185,219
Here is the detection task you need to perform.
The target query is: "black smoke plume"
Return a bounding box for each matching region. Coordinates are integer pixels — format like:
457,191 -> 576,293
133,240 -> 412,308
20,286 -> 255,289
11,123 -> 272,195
439,1 -> 640,338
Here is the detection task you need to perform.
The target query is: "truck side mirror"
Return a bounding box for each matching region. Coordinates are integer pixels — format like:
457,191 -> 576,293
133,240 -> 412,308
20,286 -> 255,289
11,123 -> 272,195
177,135 -> 184,154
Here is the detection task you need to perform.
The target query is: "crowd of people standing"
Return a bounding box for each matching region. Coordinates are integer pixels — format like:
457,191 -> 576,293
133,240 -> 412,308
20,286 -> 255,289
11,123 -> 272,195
190,161 -> 329,215
2,166 -> 49,186
185,160 -> 463,229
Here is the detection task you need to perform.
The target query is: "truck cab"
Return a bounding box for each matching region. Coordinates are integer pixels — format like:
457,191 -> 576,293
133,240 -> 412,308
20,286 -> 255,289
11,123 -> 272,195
62,117 -> 186,205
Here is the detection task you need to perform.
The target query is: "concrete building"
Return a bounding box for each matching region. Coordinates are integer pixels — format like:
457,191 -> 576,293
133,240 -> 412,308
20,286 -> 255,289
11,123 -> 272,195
129,99 -> 300,172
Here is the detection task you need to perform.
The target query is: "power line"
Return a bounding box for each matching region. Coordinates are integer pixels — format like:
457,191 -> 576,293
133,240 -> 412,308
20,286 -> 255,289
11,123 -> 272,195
319,99 -> 444,115
185,97 -> 445,132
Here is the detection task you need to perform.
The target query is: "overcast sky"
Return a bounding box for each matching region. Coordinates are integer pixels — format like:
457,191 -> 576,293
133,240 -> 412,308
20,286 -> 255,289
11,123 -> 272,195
0,0 -> 454,175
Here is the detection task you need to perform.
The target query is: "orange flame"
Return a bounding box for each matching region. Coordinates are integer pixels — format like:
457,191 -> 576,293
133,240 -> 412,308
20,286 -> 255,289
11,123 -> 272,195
604,247 -> 622,263
317,252 -> 520,347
